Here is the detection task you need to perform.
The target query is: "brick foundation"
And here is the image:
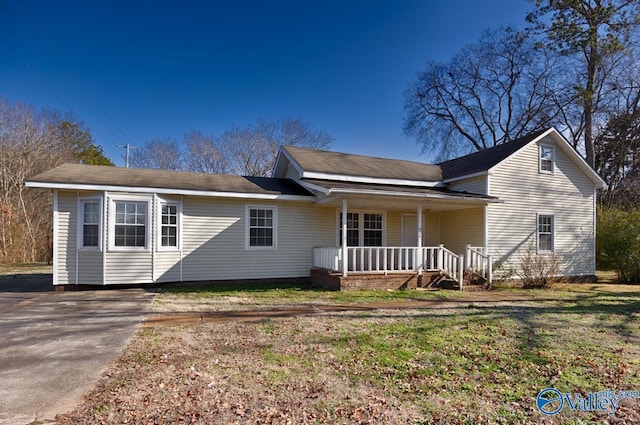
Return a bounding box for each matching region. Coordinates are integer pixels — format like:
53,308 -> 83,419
310,268 -> 444,291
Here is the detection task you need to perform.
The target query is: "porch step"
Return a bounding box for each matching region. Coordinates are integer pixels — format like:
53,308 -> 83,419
432,279 -> 489,291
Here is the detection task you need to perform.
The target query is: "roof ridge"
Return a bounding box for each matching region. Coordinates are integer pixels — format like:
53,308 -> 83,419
284,145 -> 432,167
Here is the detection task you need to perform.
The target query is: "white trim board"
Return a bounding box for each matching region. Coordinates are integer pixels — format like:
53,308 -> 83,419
25,181 -> 316,202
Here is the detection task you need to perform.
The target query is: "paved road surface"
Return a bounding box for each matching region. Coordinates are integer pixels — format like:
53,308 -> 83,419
0,274 -> 155,424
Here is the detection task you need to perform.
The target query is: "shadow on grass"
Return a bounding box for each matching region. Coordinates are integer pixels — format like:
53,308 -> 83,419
150,288 -> 640,348
159,280 -> 320,294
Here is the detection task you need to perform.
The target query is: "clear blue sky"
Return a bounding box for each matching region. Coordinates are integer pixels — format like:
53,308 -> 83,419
1,0 -> 532,167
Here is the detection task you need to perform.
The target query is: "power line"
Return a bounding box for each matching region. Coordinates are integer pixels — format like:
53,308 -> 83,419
2,0 -> 135,156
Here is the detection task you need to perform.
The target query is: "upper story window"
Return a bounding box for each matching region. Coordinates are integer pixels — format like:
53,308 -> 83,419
246,205 -> 277,249
79,198 -> 101,249
539,145 -> 555,174
113,201 -> 148,248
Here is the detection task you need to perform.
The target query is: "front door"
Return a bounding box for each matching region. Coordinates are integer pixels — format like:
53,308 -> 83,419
402,214 -> 420,246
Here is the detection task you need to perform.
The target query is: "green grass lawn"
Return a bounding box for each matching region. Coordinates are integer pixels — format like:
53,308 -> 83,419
57,284 -> 640,424
0,262 -> 51,276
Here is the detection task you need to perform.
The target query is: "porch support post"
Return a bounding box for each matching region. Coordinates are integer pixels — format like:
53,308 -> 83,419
341,198 -> 348,277
417,203 -> 423,273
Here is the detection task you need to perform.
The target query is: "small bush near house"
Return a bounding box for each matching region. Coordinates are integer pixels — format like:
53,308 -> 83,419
597,207 -> 640,282
516,244 -> 559,288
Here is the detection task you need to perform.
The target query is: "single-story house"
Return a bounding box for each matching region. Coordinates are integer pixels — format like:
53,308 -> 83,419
26,127 -> 605,290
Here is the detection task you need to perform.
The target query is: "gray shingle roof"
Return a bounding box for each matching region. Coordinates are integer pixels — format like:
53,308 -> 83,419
27,164 -> 313,197
283,145 -> 442,182
438,130 -> 548,180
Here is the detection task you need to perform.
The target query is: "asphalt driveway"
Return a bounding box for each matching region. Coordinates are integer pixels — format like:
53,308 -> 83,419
0,274 -> 155,425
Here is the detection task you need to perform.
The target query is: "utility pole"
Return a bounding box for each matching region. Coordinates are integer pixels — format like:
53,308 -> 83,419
116,144 -> 138,168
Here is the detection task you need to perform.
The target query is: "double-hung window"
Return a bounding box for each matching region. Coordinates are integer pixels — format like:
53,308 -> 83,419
537,214 -> 554,252
363,213 -> 383,246
246,206 -> 277,249
339,212 -> 360,246
113,201 -> 147,248
338,211 -> 384,247
539,145 -> 554,173
79,198 -> 101,249
160,203 -> 179,248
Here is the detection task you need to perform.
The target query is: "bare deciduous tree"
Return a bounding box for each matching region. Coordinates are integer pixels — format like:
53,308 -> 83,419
129,137 -> 185,171
0,98 -> 110,263
404,28 -> 568,160
131,117 -> 333,177
595,58 -> 640,207
183,129 -> 228,174
222,117 -> 333,176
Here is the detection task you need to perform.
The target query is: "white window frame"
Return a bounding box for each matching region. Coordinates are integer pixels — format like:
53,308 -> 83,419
539,144 -> 555,174
108,195 -> 152,252
156,197 -> 182,251
245,205 -> 278,250
537,213 -> 555,253
77,196 -> 102,251
336,210 -> 387,247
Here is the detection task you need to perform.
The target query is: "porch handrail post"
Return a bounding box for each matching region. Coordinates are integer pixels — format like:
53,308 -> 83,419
417,203 -> 423,274
488,254 -> 493,289
341,199 -> 348,277
437,244 -> 444,271
458,255 -> 464,291
465,244 -> 471,271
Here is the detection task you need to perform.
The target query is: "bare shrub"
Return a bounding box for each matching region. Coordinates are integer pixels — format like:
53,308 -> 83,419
516,244 -> 559,289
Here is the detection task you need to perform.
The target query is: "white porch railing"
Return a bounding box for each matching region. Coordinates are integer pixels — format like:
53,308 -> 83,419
465,245 -> 493,288
313,245 -> 465,287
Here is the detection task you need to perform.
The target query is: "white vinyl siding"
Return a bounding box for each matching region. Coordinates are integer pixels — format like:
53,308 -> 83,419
57,191 -> 104,285
154,251 -> 182,283
447,176 -> 487,195
424,212 -> 441,246
57,192 -> 76,285
77,251 -> 103,285
182,198 -> 334,281
104,252 -> 153,285
487,137 -> 596,277
440,207 -> 484,255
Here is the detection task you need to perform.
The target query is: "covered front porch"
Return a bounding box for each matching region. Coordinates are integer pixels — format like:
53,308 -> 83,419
312,244 -> 492,291
302,186 -> 498,290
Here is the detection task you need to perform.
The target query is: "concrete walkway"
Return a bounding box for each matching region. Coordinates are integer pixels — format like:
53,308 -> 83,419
0,274 -> 155,425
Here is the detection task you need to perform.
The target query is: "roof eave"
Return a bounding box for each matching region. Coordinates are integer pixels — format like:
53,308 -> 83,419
487,127 -> 606,188
25,181 -> 317,202
327,188 -> 501,203
300,171 -> 444,188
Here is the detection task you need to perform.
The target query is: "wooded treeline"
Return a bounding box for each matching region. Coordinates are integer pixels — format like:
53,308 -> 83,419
405,0 -> 640,208
0,99 -> 112,264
